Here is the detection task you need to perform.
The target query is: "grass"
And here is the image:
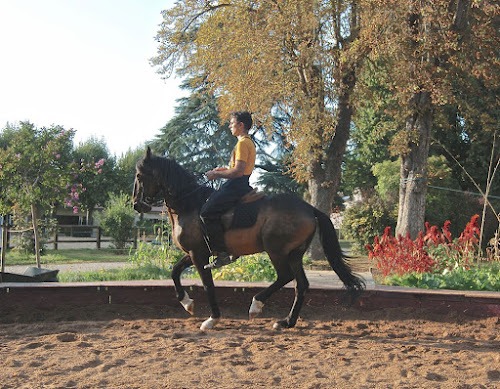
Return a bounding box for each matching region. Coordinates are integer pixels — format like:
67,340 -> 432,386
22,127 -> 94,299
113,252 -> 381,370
3,239 -> 362,283
58,253 -> 277,283
57,264 -> 172,282
2,248 -> 130,266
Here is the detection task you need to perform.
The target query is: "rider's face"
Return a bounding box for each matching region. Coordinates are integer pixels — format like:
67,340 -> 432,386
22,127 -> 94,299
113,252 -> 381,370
229,117 -> 245,137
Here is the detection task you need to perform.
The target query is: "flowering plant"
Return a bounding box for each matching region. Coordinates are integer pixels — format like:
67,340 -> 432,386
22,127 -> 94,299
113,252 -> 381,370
366,215 -> 481,277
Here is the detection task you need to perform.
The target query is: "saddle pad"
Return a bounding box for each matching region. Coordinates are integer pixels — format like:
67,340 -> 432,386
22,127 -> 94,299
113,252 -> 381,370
230,199 -> 263,229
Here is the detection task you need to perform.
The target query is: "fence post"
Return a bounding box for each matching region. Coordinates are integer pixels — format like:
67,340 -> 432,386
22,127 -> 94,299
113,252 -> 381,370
53,230 -> 58,250
1,217 -> 7,273
97,227 -> 101,249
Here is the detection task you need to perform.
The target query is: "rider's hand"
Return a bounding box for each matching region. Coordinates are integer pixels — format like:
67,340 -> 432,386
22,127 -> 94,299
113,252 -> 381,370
206,167 -> 227,181
206,170 -> 216,180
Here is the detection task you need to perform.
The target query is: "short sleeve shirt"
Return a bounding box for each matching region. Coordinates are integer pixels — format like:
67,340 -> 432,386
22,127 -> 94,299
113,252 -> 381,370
230,136 -> 256,176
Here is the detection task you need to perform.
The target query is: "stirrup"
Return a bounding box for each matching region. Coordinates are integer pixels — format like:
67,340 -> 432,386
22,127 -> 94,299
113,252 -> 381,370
204,253 -> 234,269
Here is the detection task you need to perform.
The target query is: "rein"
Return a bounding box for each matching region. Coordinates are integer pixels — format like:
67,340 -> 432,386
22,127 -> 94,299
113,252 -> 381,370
161,178 -> 208,216
182,184 -> 205,199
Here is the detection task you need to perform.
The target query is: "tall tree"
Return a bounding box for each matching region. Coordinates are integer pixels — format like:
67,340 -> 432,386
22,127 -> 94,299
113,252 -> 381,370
358,0 -> 499,238
150,76 -> 300,192
152,0 -> 363,258
0,122 -> 84,266
149,77 -> 237,176
73,137 -> 117,224
115,147 -> 147,196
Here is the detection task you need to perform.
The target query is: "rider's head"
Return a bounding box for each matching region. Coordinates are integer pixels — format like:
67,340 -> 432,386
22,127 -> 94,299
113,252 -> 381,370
230,111 -> 253,133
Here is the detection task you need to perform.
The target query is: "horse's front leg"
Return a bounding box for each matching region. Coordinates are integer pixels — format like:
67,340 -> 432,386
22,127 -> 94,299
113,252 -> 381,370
190,250 -> 221,331
172,254 -> 194,314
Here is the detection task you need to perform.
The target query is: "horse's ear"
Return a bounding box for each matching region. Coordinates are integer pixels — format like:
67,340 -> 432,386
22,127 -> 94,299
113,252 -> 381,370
145,146 -> 152,160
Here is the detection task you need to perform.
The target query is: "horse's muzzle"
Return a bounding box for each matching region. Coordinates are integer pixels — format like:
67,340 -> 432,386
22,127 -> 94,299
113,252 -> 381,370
133,201 -> 152,214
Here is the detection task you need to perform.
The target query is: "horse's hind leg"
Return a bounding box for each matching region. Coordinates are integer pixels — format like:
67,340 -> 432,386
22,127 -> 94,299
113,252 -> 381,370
249,256 -> 294,319
252,248 -> 310,329
274,259 -> 309,329
172,254 -> 194,314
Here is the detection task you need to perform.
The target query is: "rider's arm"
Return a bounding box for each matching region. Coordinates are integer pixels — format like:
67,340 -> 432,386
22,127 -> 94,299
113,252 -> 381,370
206,160 -> 246,180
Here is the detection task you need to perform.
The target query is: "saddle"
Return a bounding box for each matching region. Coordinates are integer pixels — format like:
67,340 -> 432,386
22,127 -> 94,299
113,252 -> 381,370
221,189 -> 265,230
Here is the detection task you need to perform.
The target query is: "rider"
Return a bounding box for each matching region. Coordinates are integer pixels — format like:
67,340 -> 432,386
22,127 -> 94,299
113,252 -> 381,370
201,111 -> 256,269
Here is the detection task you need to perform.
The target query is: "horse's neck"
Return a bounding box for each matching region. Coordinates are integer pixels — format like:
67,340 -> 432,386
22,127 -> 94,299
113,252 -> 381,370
157,160 -> 213,213
165,202 -> 201,236
162,183 -> 211,216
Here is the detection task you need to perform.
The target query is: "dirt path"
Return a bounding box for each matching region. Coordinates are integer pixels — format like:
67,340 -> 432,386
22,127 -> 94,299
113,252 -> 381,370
1,304 -> 499,388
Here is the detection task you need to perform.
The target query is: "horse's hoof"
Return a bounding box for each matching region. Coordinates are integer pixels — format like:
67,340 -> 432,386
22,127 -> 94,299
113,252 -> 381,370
180,292 -> 194,315
273,320 -> 291,330
249,297 -> 264,319
200,317 -> 219,331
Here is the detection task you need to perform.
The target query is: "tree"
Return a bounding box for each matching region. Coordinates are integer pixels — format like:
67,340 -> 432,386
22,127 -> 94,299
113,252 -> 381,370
115,147 -> 147,196
152,0 -> 364,259
342,60 -> 399,198
150,76 -> 301,193
73,137 -> 118,224
358,0 -> 499,238
0,122 -> 85,266
149,77 -> 237,176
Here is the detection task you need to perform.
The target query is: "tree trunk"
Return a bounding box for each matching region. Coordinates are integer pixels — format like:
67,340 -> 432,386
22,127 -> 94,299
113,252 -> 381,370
307,69 -> 355,260
1,216 -> 7,272
396,91 -> 433,239
31,203 -> 41,268
307,162 -> 336,260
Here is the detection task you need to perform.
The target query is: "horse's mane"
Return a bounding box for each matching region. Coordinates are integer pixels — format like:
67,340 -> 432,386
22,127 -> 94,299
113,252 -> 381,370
137,153 -> 214,212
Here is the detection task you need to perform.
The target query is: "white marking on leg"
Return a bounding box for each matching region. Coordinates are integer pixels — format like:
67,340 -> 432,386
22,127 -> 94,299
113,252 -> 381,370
249,297 -> 264,319
180,292 -> 194,315
200,317 -> 219,331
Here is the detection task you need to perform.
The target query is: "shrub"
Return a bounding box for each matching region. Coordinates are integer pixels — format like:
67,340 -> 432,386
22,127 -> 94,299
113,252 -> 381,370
384,262 -> 500,291
212,254 -> 276,282
366,215 -> 482,277
128,239 -> 185,271
11,204 -> 56,255
424,215 -> 480,272
98,193 -> 136,249
341,193 -> 396,254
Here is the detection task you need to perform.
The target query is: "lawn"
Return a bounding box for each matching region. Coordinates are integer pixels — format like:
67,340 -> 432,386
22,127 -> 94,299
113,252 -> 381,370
2,248 -> 130,266
3,239 -> 354,267
2,240 -> 370,284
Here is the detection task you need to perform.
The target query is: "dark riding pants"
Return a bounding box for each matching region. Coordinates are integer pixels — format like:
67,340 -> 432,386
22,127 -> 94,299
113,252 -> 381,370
200,175 -> 252,253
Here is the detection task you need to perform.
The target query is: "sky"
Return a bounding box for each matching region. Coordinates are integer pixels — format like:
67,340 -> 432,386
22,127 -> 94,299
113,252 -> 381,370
0,0 -> 185,157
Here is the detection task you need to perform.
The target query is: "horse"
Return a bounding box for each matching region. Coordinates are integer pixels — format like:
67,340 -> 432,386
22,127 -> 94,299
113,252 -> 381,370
133,147 -> 364,330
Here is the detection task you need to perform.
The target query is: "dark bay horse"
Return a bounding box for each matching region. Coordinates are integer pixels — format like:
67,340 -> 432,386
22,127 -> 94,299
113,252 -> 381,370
133,148 -> 364,330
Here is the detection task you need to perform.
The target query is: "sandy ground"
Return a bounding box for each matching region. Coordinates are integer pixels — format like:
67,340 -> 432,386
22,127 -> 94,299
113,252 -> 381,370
1,303 -> 499,389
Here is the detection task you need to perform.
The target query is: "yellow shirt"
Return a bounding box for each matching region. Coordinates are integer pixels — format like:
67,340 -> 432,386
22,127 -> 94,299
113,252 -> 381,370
230,136 -> 256,176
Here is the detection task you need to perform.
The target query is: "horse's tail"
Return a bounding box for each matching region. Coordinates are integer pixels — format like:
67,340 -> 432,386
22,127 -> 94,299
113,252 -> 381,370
313,208 -> 365,300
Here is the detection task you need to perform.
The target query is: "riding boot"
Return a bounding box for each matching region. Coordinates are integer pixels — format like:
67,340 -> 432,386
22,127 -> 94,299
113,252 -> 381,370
201,220 -> 235,269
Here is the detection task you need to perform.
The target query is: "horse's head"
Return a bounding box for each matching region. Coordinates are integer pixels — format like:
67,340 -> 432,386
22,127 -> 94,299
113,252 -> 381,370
133,147 -> 162,214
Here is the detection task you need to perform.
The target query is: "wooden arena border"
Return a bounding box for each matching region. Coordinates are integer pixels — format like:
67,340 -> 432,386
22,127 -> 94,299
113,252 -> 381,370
1,280 -> 499,319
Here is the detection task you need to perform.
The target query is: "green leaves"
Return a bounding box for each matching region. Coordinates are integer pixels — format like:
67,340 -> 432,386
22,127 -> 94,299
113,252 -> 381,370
98,193 -> 136,250
0,122 -> 77,210
385,263 -> 500,292
212,254 -> 276,282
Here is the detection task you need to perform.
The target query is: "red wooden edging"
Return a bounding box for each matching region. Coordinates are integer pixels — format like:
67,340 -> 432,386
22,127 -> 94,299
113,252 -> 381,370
1,281 -> 499,319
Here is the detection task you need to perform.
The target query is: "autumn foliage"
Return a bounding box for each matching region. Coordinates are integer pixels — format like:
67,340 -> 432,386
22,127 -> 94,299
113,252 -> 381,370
366,215 -> 481,277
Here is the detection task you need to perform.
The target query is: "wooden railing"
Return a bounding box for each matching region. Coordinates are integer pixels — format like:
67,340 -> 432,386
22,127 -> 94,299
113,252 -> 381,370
51,225 -> 118,250
1,225 -> 151,251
